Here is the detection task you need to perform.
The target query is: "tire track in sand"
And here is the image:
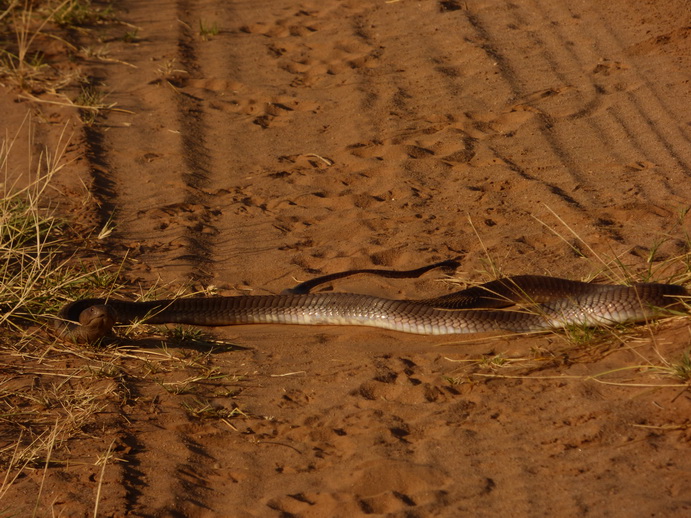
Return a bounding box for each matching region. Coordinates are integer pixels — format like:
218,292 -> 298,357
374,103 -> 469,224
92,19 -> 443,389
458,0 -> 691,253
522,0 -> 691,196
82,125 -> 118,230
65,0 -> 691,515
172,0 -> 215,284
79,0 -> 220,287
584,0 -> 691,174
72,0 -> 225,512
117,2 -> 223,514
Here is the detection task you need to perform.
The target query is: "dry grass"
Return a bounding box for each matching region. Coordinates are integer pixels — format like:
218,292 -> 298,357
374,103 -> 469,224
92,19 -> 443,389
0,123 -> 248,514
0,1 -> 75,91
440,210 -> 691,389
0,0 -> 129,125
1,122 -> 70,329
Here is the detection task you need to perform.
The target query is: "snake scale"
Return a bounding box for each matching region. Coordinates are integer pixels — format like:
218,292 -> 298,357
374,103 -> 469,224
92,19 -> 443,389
55,273 -> 688,343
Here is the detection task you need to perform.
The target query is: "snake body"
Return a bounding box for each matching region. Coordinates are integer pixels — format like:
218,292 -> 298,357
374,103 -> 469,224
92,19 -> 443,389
55,275 -> 687,343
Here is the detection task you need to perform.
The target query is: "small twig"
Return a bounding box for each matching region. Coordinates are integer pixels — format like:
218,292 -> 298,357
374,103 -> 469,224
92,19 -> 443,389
255,441 -> 303,454
93,439 -> 115,518
269,371 -> 307,377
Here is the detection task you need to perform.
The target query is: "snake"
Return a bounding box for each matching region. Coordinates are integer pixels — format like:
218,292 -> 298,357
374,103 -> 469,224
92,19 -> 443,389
54,269 -> 688,344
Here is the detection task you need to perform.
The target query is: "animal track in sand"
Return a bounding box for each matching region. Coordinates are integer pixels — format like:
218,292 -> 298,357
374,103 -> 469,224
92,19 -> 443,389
357,356 -> 452,405
186,78 -> 321,128
240,5 -> 381,87
347,125 -> 478,168
137,202 -> 221,235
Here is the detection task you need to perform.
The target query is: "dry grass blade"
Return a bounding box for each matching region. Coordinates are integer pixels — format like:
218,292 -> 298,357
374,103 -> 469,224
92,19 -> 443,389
0,0 -> 72,89
442,211 -> 691,387
0,1 -> 21,24
93,439 -> 115,518
0,123 -> 72,330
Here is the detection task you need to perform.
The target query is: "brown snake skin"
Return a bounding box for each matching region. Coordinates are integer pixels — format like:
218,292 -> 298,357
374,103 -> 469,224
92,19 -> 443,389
54,274 -> 688,344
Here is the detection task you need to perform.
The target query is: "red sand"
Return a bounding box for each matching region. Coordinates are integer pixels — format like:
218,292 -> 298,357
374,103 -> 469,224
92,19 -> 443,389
1,0 -> 690,516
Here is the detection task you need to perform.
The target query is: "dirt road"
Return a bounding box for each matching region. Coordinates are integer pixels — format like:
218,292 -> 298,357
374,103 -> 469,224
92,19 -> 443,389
3,0 -> 690,516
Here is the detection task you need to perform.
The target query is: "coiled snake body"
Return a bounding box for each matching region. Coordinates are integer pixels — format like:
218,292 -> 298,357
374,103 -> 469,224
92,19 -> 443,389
55,274 -> 687,343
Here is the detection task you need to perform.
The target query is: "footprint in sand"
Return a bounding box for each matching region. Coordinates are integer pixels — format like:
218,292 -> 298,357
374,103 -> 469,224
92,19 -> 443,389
186,78 -> 321,128
241,4 -> 381,87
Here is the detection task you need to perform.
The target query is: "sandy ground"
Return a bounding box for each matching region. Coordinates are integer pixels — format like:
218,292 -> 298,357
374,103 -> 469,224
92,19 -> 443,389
2,0 -> 691,516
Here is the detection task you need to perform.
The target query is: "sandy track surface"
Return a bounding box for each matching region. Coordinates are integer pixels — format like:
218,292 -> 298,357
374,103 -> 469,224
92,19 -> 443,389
2,0 -> 691,516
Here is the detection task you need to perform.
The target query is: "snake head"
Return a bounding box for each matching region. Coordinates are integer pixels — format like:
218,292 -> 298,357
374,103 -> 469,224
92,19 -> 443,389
77,304 -> 117,343
55,299 -> 117,344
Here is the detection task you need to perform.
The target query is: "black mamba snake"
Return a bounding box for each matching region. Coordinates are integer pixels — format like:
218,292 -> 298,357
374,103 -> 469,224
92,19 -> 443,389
54,268 -> 688,343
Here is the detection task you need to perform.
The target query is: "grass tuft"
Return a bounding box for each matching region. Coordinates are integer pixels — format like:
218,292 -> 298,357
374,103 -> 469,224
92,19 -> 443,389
198,19 -> 220,40
52,0 -> 115,28
0,0 -> 71,91
0,122 -> 249,513
668,350 -> 691,382
75,82 -> 112,124
0,129 -> 69,330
